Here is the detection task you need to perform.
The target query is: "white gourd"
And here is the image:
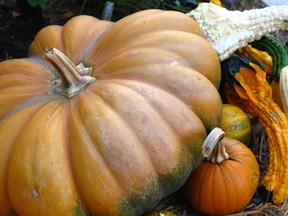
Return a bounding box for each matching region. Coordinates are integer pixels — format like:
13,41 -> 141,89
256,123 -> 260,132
280,66 -> 288,116
187,3 -> 288,61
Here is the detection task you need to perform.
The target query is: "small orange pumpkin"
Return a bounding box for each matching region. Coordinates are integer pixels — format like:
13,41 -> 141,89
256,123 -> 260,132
184,128 -> 260,216
0,10 -> 222,216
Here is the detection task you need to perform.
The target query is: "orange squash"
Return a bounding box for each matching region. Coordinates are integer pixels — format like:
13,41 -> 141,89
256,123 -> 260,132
0,10 -> 222,216
184,128 -> 260,216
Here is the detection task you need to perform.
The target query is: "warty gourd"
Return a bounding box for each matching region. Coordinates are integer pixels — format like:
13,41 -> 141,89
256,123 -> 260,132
187,3 -> 288,61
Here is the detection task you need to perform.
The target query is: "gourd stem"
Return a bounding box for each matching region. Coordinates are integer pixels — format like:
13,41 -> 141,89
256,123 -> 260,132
44,48 -> 95,97
202,127 -> 229,164
187,3 -> 288,61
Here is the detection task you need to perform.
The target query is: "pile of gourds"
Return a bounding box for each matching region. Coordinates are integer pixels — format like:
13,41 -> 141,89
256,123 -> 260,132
1,0 -> 288,216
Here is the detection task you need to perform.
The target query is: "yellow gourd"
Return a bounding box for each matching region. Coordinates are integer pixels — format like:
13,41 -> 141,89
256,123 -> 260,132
218,104 -> 252,146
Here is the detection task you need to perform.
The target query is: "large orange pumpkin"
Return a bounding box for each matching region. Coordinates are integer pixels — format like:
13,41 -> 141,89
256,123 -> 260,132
0,10 -> 222,216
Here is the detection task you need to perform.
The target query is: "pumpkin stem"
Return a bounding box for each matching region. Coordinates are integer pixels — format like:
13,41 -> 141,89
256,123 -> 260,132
202,127 -> 229,164
44,48 -> 95,97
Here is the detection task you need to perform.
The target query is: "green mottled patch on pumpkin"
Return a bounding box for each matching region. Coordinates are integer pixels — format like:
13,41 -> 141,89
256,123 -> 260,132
189,140 -> 203,168
158,150 -> 194,193
118,179 -> 161,216
118,149 -> 196,216
73,200 -> 86,216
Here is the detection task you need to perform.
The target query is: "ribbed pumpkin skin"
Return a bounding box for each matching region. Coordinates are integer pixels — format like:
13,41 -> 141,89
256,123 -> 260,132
184,137 -> 259,216
0,10 -> 222,216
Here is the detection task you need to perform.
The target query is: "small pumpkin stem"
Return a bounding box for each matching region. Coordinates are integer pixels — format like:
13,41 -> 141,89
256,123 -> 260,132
207,139 -> 229,163
44,48 -> 95,97
202,127 -> 229,164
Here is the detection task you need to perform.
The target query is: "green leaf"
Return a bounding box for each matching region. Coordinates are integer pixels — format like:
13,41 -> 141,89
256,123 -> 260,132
27,0 -> 47,8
